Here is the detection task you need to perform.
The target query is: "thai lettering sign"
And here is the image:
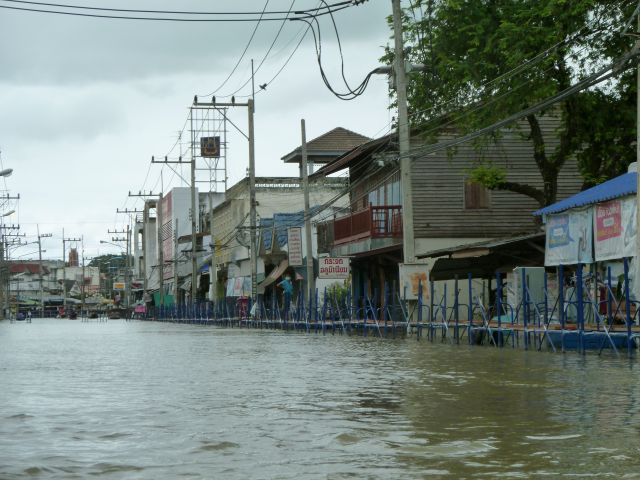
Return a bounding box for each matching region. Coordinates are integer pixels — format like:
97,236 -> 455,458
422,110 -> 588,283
318,257 -> 350,279
545,208 -> 593,266
399,263 -> 429,300
287,227 -> 303,266
113,282 -> 126,291
594,196 -> 636,261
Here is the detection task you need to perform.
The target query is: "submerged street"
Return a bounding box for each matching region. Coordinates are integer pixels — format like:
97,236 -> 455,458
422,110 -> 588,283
1,319 -> 639,479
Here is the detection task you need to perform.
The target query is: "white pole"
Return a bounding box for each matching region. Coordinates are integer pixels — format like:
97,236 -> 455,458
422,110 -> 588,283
392,0 -> 415,263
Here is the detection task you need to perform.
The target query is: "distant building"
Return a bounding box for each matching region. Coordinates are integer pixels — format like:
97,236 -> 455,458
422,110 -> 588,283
68,248 -> 79,267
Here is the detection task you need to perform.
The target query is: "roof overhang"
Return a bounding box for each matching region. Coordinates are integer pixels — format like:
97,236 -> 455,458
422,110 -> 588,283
418,232 -> 545,281
310,135 -> 394,178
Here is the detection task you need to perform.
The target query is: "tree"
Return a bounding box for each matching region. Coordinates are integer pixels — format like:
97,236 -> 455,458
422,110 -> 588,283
393,0 -> 636,207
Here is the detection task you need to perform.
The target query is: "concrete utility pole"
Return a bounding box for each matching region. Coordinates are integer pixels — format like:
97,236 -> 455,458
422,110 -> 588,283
392,0 -> 416,263
62,231 -> 81,310
248,97 -> 257,303
192,96 -> 257,304
158,192 -> 165,306
1,225 -> 22,319
174,218 -> 179,303
108,227 -> 131,308
189,114 -> 199,304
128,192 -> 157,295
209,191 -> 216,303
116,208 -> 142,306
301,119 -> 315,302
37,227 -> 52,318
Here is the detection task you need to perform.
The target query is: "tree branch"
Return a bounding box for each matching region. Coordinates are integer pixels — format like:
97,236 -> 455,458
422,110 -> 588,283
495,181 -> 545,206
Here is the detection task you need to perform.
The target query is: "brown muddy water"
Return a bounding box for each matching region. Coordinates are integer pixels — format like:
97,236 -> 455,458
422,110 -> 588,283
1,318 -> 639,479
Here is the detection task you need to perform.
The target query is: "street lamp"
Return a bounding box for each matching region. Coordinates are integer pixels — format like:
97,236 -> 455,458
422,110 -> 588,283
0,208 -> 14,319
0,166 -> 14,319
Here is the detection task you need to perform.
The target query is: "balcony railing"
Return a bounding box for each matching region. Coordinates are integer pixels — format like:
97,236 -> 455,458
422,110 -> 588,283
333,205 -> 403,245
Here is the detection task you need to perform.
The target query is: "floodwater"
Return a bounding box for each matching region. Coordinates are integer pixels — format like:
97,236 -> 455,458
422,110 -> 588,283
1,319 -> 640,479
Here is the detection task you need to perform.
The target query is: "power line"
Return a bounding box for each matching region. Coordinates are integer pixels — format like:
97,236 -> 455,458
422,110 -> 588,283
198,0 -> 273,98
404,44 -> 640,161
224,0 -> 298,98
0,0 -> 357,22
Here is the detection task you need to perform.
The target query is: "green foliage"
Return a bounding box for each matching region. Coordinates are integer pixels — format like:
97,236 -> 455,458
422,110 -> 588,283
88,254 -> 128,274
467,165 -> 507,190
393,0 -> 637,205
326,280 -> 350,305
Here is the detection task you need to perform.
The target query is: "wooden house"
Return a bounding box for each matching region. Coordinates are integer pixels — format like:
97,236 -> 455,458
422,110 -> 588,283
313,115 -> 584,312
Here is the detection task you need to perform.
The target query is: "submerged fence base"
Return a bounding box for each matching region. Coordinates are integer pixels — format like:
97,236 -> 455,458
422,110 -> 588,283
140,259 -> 640,357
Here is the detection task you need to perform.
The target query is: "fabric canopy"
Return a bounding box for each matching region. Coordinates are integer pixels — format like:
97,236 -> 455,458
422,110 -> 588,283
257,259 -> 288,294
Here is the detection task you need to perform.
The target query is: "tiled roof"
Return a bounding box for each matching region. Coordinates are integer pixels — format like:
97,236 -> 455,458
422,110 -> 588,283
281,127 -> 371,164
10,263 -> 49,275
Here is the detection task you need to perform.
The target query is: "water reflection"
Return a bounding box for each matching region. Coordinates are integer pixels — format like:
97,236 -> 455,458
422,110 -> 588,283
0,319 -> 639,478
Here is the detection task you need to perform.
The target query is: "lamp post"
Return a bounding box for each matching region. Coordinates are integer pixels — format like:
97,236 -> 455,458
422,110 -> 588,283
0,209 -> 15,319
0,164 -> 15,319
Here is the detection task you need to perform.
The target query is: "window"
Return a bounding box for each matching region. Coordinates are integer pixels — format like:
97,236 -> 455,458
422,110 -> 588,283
389,180 -> 401,205
464,180 -> 490,209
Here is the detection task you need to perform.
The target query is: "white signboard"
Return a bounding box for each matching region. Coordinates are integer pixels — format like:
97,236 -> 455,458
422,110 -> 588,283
287,227 -> 303,266
544,208 -> 593,266
594,196 -> 637,261
399,263 -> 429,301
319,257 -> 350,279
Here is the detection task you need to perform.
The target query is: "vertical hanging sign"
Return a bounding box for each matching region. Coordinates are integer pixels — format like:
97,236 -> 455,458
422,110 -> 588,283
594,196 -> 637,261
287,227 -> 303,266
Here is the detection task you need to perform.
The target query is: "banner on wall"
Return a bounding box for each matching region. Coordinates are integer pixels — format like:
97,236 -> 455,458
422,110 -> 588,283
225,276 -> 251,297
594,197 -> 637,261
399,263 -> 429,300
545,209 -> 593,266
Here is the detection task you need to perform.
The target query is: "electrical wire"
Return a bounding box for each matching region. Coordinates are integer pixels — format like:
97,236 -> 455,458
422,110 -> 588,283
403,44 -> 640,161
296,16 -> 375,100
223,0 -> 297,98
198,0 -> 272,98
0,0 -> 344,16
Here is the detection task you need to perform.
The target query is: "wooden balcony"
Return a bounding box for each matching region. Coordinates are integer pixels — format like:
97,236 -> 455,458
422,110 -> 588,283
333,205 -> 403,245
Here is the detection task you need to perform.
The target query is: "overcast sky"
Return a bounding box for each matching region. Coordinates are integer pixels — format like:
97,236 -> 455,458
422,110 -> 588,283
0,0 -> 396,261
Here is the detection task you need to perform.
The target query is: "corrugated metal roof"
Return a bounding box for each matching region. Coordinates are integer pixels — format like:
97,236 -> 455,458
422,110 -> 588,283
534,172 -> 637,216
311,134 -> 393,178
281,127 -> 370,164
417,232 -> 545,259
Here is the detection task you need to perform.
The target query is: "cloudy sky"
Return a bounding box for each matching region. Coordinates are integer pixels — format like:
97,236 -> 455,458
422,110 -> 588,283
0,0 -> 396,262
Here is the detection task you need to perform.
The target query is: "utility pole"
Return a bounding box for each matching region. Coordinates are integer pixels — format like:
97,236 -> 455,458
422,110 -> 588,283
174,219 -> 179,303
188,109 -> 199,305
117,208 -> 142,301
392,0 -> 415,263
108,227 -> 131,309
301,119 -> 315,302
129,191 -> 157,295
158,192 -> 165,306
37,227 -> 52,318
248,97 -> 257,303
62,231 -> 81,311
1,226 -> 22,318
192,96 -> 257,304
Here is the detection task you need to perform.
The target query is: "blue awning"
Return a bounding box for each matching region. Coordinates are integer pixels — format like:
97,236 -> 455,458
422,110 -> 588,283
534,172 -> 637,216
